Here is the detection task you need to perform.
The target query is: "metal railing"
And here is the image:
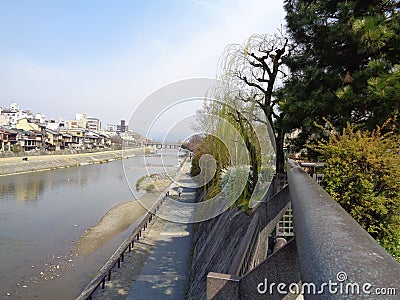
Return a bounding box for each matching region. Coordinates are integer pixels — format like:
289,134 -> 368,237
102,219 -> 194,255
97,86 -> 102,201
76,192 -> 167,300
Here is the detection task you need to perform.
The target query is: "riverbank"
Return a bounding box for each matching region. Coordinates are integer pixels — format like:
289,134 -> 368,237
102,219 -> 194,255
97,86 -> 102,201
0,147 -> 154,176
75,159 -> 185,259
75,179 -> 172,257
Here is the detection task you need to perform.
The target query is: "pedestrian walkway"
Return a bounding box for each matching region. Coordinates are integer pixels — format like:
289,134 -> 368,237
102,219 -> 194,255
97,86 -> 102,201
126,161 -> 197,299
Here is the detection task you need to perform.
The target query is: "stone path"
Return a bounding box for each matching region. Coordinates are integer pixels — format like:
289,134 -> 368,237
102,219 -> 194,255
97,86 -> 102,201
94,160 -> 197,299
126,161 -> 196,299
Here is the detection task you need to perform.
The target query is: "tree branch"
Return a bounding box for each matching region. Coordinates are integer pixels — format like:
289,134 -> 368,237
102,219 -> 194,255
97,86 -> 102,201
241,75 -> 267,95
249,52 -> 272,78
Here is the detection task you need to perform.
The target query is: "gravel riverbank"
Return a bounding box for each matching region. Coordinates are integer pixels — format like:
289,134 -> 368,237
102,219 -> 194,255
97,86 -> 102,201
0,147 -> 154,176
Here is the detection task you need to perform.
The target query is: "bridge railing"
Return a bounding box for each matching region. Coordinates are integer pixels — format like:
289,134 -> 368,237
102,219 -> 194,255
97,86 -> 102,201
207,159 -> 400,299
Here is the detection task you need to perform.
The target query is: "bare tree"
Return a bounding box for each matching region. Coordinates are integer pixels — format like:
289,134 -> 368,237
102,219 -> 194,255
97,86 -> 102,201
218,32 -> 290,173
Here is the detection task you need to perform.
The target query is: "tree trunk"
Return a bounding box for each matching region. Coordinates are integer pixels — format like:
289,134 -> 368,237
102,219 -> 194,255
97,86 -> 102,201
276,129 -> 285,173
248,143 -> 259,190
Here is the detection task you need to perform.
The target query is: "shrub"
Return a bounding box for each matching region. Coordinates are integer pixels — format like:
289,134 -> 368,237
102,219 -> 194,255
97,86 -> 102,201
145,184 -> 155,192
314,119 -> 400,261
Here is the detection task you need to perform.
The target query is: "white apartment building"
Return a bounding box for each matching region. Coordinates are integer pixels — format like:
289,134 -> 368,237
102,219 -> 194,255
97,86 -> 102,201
87,117 -> 101,131
0,103 -> 37,127
46,119 -> 66,131
72,113 -> 101,131
106,124 -> 117,132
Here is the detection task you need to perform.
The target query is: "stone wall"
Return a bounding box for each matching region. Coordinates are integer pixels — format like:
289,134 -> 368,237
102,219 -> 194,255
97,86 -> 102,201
188,203 -> 252,300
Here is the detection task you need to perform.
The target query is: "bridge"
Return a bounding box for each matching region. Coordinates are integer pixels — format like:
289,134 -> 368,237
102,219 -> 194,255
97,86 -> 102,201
143,141 -> 182,149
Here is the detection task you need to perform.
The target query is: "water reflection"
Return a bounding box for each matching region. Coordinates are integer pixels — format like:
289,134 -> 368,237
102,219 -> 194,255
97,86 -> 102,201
0,152 -> 183,204
0,149 -> 181,299
0,163 -> 117,202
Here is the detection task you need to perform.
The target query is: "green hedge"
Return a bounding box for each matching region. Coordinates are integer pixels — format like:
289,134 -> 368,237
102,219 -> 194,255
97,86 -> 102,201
314,119 -> 400,261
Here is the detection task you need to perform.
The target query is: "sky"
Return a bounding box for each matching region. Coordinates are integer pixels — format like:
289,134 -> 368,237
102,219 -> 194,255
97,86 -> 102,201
0,0 -> 285,139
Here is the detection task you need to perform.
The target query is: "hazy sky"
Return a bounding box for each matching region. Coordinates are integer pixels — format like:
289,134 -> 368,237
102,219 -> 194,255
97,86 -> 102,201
0,0 -> 285,135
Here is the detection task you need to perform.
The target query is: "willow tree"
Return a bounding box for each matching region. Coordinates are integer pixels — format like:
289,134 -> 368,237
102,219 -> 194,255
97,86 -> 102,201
192,93 -> 276,208
218,33 -> 291,173
214,93 -> 263,191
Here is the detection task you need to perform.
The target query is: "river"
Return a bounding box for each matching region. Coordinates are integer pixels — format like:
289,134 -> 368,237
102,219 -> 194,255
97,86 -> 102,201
0,149 -> 182,299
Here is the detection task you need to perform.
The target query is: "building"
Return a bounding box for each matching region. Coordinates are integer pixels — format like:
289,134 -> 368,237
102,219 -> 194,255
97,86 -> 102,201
10,102 -> 19,111
18,130 -> 43,151
68,113 -> 87,129
15,118 -> 44,132
0,103 -> 115,152
16,109 -> 33,122
98,132 -> 112,148
1,108 -> 18,127
0,103 -> 41,127
63,128 -> 85,149
0,128 -> 19,151
117,120 -> 128,133
0,103 -> 28,127
44,128 -> 63,151
46,119 -> 66,131
69,113 -> 102,132
60,132 -> 73,149
0,113 -> 8,127
34,113 -> 46,124
87,117 -> 101,131
75,113 -> 88,128
106,124 -> 117,132
0,128 -> 9,151
83,131 -> 100,149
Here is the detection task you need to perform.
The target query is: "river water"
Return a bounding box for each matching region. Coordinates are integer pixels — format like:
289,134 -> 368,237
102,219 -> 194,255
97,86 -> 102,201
0,149 -> 181,299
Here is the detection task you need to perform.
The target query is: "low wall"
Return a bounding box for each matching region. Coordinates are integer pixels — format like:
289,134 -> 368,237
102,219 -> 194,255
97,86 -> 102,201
0,148 -> 150,176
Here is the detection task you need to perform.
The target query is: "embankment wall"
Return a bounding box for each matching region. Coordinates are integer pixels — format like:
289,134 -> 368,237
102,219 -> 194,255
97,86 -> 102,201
188,198 -> 251,300
0,148 -> 150,176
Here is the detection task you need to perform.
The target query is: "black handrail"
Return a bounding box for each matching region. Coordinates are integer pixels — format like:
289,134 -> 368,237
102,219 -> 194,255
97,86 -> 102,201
75,191 -> 167,300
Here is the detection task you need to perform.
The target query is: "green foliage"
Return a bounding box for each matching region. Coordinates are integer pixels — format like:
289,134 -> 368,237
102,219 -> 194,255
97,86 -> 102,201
280,0 -> 400,153
313,119 -> 400,261
190,100 -> 274,211
219,166 -> 253,209
190,132 -> 231,202
190,134 -> 230,179
218,33 -> 289,172
203,183 -> 221,201
136,174 -> 158,192
12,144 -> 22,153
144,184 -> 155,192
136,175 -> 146,191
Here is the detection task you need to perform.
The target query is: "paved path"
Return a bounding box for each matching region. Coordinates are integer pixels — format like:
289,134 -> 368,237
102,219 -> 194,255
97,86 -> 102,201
126,161 -> 197,299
